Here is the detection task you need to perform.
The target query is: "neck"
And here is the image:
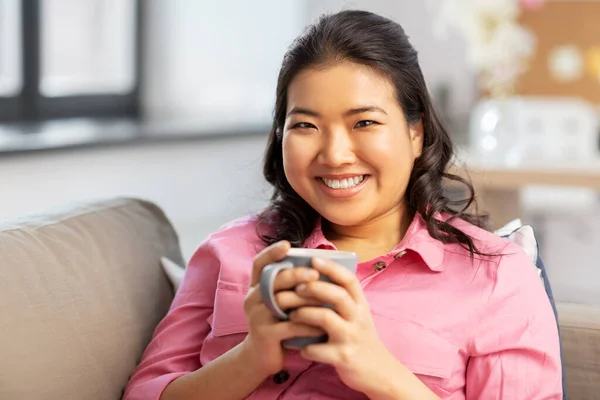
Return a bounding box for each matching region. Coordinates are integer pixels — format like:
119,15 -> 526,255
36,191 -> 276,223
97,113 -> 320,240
323,203 -> 413,262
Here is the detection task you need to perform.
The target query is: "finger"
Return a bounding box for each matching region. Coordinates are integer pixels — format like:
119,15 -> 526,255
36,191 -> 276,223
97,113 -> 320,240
245,269 -> 320,313
246,301 -> 284,334
312,257 -> 363,302
289,306 -> 346,340
296,281 -> 355,320
272,321 -> 326,341
299,342 -> 340,365
247,303 -> 326,340
274,290 -> 323,311
273,267 -> 319,292
243,286 -> 266,312
251,241 -> 290,286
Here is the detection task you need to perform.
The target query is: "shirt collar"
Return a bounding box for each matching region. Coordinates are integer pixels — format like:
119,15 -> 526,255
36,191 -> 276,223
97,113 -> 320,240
302,213 -> 445,272
303,218 -> 336,250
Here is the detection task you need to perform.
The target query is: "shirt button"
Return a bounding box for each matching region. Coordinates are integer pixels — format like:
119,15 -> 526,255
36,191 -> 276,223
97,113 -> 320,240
372,261 -> 387,272
394,250 -> 407,259
273,370 -> 290,384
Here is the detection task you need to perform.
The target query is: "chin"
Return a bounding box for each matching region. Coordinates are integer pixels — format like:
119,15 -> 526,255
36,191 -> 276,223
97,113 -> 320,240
316,206 -> 371,227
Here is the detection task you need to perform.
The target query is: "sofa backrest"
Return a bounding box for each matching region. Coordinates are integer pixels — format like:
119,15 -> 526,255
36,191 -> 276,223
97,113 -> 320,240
0,198 -> 183,399
557,302 -> 600,399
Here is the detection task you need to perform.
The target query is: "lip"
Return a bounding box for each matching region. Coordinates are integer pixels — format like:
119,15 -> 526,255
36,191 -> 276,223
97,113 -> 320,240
316,175 -> 369,199
319,173 -> 367,180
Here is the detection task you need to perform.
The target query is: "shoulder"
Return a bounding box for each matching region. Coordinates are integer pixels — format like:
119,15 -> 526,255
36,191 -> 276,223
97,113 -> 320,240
195,213 -> 267,257
442,218 -> 551,328
188,213 -> 268,287
445,215 -> 542,292
441,216 -> 540,283
209,213 -> 263,241
442,215 -> 514,258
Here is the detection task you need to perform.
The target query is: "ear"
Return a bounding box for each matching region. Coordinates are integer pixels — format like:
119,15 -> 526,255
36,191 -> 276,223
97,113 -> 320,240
408,118 -> 424,158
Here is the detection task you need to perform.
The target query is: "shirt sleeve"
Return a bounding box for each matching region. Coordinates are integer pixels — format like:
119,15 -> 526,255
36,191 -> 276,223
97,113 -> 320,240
466,244 -> 563,399
122,241 -> 220,400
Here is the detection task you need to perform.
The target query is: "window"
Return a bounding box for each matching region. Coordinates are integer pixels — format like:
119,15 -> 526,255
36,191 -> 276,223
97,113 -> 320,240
0,0 -> 21,97
0,0 -> 22,119
0,0 -> 141,122
40,0 -> 136,97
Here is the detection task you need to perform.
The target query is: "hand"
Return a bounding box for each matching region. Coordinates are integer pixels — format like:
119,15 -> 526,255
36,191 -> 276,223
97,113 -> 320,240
288,257 -> 397,395
241,241 -> 324,377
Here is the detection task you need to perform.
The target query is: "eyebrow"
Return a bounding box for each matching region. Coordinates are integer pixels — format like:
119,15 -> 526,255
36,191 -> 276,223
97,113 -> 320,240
286,105 -> 387,118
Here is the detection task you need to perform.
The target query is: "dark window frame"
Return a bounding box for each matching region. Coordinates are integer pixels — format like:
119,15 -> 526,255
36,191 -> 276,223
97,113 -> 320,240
0,0 -> 143,123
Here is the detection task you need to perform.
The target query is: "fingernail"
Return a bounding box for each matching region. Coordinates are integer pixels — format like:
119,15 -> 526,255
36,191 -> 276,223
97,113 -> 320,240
312,257 -> 326,266
303,269 -> 318,279
296,283 -> 307,293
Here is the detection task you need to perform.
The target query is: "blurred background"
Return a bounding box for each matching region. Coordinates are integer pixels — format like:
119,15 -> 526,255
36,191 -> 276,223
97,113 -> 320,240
0,0 -> 598,304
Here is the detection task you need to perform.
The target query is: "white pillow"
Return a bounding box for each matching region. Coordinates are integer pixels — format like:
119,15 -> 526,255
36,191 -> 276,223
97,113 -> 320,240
161,257 -> 185,292
495,219 -> 542,278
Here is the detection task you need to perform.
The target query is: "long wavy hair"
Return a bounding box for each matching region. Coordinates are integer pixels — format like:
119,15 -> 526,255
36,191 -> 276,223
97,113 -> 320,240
257,10 -> 489,257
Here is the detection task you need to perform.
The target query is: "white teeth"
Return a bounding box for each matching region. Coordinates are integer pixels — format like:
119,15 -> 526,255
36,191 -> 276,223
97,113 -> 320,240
321,175 -> 365,189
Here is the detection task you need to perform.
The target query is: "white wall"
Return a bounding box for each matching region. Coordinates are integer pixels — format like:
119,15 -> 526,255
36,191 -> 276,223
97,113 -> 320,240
142,0 -> 307,126
142,0 -> 477,124
0,136 -> 271,260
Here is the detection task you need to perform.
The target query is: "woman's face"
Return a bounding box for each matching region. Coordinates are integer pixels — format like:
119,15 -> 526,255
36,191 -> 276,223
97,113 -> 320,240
282,61 -> 423,227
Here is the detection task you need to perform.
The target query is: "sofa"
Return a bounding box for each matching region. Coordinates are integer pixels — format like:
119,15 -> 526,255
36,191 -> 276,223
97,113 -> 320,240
0,198 -> 598,399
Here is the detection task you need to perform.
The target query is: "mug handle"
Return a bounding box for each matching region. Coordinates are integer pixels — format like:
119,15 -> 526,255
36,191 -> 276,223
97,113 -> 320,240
260,261 -> 295,320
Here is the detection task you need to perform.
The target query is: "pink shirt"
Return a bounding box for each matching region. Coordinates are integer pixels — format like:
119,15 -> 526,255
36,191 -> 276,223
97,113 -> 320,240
123,214 -> 562,399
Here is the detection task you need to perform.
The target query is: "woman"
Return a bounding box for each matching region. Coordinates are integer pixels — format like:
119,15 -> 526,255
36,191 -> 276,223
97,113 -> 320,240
124,10 -> 562,400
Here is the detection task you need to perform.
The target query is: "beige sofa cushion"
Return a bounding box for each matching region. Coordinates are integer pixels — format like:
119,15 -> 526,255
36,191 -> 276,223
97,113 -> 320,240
0,198 -> 183,400
558,302 -> 600,400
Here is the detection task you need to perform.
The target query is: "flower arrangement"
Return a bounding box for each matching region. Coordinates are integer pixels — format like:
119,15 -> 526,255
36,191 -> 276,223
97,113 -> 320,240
433,0 -> 543,98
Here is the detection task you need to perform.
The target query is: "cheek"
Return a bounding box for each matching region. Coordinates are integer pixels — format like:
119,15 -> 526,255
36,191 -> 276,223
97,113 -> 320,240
358,134 -> 415,199
282,135 -> 311,185
360,134 -> 414,173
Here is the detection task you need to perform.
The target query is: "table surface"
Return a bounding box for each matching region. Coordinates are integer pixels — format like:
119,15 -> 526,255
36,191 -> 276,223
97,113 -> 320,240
450,148 -> 600,190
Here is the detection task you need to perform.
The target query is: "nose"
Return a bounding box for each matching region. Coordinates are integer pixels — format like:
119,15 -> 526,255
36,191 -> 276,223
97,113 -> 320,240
316,128 -> 356,168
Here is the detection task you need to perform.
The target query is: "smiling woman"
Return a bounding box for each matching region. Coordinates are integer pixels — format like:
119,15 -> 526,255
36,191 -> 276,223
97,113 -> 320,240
123,10 -> 563,400
260,13 -> 487,256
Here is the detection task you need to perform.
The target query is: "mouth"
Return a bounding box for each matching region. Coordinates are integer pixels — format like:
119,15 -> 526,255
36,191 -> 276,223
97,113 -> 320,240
318,175 -> 366,189
315,174 -> 370,199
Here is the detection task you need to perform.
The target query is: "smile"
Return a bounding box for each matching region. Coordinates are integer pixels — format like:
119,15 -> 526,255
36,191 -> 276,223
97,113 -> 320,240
319,175 -> 365,189
316,174 -> 369,199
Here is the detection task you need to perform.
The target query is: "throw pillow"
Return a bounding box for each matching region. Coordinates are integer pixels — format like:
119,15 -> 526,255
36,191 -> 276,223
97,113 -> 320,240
161,257 -> 185,292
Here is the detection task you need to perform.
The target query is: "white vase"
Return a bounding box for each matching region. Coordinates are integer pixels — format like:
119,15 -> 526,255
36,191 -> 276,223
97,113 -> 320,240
468,98 -> 519,166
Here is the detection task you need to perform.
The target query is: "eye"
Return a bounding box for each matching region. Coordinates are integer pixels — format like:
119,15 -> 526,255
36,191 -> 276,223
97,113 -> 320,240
354,120 -> 377,128
291,122 -> 317,130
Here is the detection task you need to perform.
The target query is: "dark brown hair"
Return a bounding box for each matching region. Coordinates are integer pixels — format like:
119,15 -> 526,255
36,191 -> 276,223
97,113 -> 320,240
258,10 -> 489,257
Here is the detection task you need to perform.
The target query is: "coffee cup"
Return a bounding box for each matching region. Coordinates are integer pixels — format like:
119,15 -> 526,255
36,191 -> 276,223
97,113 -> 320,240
259,248 -> 358,349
